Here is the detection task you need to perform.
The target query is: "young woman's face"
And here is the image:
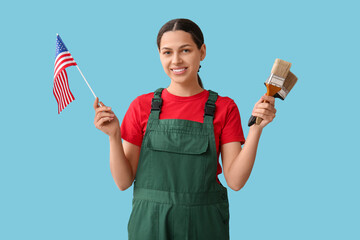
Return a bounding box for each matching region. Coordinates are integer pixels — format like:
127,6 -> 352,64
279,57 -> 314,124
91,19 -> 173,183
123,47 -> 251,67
159,30 -> 206,86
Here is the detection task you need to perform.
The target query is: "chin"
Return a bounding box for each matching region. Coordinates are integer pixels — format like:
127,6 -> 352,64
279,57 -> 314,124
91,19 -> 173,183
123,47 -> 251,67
170,76 -> 191,84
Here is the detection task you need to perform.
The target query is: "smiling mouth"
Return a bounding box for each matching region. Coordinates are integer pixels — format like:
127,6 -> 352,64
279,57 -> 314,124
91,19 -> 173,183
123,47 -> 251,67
171,67 -> 188,74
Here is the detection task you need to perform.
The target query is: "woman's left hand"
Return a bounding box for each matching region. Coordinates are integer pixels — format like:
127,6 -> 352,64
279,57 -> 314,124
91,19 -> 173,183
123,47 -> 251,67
251,95 -> 277,129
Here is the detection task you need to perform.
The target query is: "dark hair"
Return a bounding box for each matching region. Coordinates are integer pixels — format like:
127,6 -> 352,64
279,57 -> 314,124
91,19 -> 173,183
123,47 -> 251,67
157,18 -> 204,88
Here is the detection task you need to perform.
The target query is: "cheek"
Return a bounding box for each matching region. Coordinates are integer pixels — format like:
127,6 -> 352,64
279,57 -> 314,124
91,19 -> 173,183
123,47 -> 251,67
160,58 -> 171,74
160,56 -> 168,66
161,61 -> 169,72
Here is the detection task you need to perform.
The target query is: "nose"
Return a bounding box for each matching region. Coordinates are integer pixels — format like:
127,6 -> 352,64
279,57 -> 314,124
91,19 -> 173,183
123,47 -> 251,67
172,52 -> 183,65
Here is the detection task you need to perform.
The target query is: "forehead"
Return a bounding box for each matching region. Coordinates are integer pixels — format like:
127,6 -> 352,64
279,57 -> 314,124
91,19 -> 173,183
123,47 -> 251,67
160,30 -> 195,49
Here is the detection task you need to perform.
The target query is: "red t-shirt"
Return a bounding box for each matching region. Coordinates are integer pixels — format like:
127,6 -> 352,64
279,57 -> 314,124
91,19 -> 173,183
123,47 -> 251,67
120,88 -> 245,183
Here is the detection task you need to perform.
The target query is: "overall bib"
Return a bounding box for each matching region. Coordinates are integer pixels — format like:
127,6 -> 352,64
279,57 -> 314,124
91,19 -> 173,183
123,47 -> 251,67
128,88 -> 230,240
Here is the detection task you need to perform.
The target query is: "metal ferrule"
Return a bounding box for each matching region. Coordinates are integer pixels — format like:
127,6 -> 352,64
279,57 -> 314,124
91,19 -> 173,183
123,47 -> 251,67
277,88 -> 289,100
265,73 -> 285,88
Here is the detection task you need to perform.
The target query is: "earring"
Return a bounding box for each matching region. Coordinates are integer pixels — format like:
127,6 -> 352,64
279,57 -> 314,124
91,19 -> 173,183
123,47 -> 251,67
198,65 -> 202,72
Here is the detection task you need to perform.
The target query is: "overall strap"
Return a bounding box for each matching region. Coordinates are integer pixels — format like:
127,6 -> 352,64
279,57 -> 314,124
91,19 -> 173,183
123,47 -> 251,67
204,90 -> 218,124
149,88 -> 164,120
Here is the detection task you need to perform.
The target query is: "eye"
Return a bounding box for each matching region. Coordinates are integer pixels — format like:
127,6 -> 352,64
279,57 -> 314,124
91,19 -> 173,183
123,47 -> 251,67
163,51 -> 171,55
183,49 -> 190,53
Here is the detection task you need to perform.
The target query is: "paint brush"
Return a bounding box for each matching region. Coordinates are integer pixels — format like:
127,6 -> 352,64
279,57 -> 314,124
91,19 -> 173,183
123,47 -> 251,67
273,71 -> 298,100
248,59 -> 292,126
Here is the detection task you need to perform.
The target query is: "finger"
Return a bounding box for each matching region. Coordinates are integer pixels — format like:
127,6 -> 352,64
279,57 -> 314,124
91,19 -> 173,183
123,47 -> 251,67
93,97 -> 99,110
261,96 -> 275,105
253,108 -> 273,116
257,102 -> 276,111
96,116 -> 114,127
99,101 -> 106,107
252,112 -> 266,120
252,112 -> 275,122
96,117 -> 115,128
97,111 -> 115,120
95,105 -> 112,116
253,98 -> 264,109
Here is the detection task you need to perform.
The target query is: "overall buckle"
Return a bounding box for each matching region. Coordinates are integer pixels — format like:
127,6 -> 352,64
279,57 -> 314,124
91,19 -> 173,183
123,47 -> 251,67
204,104 -> 215,117
151,98 -> 163,112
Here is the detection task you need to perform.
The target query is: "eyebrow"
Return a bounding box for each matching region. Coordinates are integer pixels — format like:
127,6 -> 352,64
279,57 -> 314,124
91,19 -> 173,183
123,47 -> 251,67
161,44 -> 192,51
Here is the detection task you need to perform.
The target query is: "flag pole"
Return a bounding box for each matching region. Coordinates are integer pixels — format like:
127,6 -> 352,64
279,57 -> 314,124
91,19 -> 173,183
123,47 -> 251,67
75,65 -> 103,107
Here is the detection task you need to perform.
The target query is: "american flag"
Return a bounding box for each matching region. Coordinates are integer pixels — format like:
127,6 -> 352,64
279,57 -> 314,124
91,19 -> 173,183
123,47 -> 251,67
54,34 -> 77,114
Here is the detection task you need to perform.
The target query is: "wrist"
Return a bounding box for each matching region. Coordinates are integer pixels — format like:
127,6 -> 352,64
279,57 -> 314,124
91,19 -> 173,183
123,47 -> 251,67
109,127 -> 121,142
249,124 -> 263,135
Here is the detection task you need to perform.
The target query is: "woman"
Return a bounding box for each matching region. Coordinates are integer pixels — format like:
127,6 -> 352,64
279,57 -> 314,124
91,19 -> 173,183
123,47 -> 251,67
94,18 -> 276,240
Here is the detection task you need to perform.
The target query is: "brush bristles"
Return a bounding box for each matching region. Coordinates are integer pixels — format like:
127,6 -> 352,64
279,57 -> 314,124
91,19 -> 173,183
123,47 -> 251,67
283,71 -> 298,92
271,59 -> 292,79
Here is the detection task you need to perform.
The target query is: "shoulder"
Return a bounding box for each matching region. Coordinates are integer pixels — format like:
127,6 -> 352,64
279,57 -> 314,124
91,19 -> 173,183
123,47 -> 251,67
212,91 -> 238,110
212,91 -> 241,122
134,91 -> 154,101
129,91 -> 154,108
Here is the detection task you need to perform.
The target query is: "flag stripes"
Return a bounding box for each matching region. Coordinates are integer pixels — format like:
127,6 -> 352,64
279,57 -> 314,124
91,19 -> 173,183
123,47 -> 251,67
54,52 -> 76,77
53,70 -> 75,113
53,47 -> 77,113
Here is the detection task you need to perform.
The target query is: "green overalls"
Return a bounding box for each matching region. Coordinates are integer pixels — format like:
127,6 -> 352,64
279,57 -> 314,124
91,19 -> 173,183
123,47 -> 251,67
128,88 -> 230,240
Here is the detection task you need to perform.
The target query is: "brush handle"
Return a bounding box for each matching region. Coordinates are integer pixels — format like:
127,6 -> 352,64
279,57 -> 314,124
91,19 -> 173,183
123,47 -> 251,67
248,115 -> 256,126
252,83 -> 281,126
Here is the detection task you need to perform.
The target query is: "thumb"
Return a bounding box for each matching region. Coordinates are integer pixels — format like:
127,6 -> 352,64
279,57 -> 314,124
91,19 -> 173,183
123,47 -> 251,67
93,97 -> 99,109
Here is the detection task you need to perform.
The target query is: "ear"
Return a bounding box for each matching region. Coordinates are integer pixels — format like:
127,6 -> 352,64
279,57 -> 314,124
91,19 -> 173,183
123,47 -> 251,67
200,44 -> 206,61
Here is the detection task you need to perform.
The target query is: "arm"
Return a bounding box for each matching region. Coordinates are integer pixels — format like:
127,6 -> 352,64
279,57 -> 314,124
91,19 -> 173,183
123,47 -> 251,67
93,98 -> 140,191
109,132 -> 140,191
221,95 -> 276,191
221,125 -> 262,191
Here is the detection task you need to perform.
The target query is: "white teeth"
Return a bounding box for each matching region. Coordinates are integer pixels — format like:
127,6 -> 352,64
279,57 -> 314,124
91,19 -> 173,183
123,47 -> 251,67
173,68 -> 186,72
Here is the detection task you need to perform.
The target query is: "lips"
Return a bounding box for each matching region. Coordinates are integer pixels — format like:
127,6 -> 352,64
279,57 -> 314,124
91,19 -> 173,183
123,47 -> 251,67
171,67 -> 188,74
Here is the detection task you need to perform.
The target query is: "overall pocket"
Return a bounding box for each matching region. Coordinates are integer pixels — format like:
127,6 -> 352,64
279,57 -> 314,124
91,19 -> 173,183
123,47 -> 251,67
145,130 -> 209,192
146,130 -> 209,154
214,201 -> 230,225
189,202 -> 230,240
128,200 -> 159,240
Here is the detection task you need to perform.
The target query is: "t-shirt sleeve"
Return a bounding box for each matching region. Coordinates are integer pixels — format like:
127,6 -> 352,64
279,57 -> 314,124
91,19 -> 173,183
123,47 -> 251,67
221,100 -> 246,145
120,97 -> 144,147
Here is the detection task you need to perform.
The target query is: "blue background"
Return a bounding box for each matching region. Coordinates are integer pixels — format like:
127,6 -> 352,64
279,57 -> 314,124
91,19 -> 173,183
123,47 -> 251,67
1,0 -> 359,239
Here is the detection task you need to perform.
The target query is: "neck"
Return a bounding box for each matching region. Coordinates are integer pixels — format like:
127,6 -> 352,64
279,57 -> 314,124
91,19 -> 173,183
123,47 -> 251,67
166,81 -> 203,97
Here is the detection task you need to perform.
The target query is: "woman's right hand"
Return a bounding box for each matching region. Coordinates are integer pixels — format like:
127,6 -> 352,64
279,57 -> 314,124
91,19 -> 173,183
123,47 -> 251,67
93,97 -> 120,137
